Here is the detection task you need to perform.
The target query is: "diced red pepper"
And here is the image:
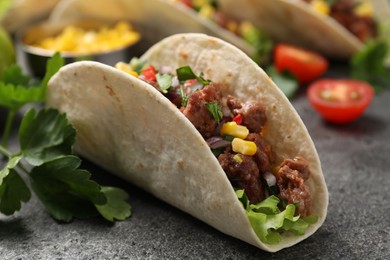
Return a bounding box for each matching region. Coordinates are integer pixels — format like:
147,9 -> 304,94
180,0 -> 193,8
141,65 -> 157,81
232,114 -> 243,125
184,79 -> 196,88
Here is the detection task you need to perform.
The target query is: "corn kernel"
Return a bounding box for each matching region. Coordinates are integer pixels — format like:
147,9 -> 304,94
310,0 -> 330,16
232,138 -> 257,156
115,62 -> 139,77
33,21 -> 140,55
233,154 -> 243,164
199,5 -> 215,19
220,122 -> 249,139
354,2 -> 373,17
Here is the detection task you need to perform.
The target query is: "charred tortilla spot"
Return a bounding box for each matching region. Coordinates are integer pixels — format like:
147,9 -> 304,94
177,160 -> 185,170
105,85 -> 115,97
136,162 -> 145,169
208,38 -> 218,45
179,50 -> 189,60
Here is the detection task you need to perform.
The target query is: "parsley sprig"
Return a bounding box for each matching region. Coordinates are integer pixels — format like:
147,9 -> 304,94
0,54 -> 131,222
351,39 -> 390,92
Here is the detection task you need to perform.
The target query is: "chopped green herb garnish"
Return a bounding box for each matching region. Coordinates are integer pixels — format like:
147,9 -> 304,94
206,101 -> 223,123
129,57 -> 146,74
223,135 -> 235,141
156,73 -> 172,93
211,147 -> 225,157
179,87 -> 189,107
176,65 -> 211,85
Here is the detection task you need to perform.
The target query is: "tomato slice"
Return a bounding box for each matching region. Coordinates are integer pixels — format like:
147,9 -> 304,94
274,44 -> 328,84
307,79 -> 374,123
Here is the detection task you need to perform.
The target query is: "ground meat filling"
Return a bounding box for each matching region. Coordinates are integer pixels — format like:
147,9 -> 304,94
227,96 -> 267,133
303,0 -> 377,42
218,148 -> 265,204
246,133 -> 274,173
181,83 -> 222,138
276,157 -> 312,217
138,69 -> 313,216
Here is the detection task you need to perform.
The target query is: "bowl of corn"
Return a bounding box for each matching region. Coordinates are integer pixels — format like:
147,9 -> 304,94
18,18 -> 142,78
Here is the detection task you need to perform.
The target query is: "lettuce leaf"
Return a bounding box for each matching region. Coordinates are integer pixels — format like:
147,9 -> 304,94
236,190 -> 318,244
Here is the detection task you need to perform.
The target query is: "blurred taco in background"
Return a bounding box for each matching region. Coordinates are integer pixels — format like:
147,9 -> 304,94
48,0 -> 273,65
0,0 -> 59,33
168,0 -> 274,64
46,33 -> 328,252
219,0 -> 390,59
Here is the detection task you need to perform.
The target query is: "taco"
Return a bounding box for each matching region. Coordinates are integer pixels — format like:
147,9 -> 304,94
219,0 -> 389,59
46,33 -> 328,252
48,0 -> 271,65
0,0 -> 59,33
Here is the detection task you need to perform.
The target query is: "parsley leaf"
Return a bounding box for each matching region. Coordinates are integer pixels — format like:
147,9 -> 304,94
0,52 -> 63,112
0,169 -> 31,215
30,155 -> 108,222
19,108 -> 76,166
0,155 -> 22,185
176,65 -> 210,85
266,66 -> 299,99
156,73 -> 172,93
2,64 -> 30,86
236,190 -> 317,244
0,55 -> 132,223
39,52 -> 64,99
206,101 -> 223,123
351,40 -> 390,91
96,187 -> 132,221
0,83 -> 44,111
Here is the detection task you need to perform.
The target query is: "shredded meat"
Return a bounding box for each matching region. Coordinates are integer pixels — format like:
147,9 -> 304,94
181,83 -> 222,138
276,157 -> 312,217
218,148 -> 265,204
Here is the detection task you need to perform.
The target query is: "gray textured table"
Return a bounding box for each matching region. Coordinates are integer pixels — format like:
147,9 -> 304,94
1,66 -> 389,259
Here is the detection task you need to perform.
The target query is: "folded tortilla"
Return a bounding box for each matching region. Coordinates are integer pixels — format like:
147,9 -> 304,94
48,0 -> 256,60
0,0 -> 59,32
46,33 -> 328,252
219,0 -> 390,59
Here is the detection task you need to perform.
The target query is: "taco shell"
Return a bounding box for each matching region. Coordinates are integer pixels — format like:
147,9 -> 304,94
46,33 -> 328,252
219,0 -> 390,59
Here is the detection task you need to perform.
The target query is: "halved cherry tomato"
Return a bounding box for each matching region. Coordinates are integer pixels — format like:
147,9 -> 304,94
274,44 -> 328,84
307,79 -> 374,123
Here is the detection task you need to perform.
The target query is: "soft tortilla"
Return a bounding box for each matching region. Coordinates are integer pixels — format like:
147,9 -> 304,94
46,33 -> 328,252
48,0 -> 256,60
0,0 -> 59,32
219,0 -> 390,59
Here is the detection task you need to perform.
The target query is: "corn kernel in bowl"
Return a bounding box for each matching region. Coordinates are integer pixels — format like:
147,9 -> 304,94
33,21 -> 140,55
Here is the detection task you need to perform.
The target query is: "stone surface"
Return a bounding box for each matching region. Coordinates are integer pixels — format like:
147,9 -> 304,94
1,70 -> 389,259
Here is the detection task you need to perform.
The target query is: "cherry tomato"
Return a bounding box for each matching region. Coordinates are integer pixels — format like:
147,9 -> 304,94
141,65 -> 157,81
274,44 -> 328,84
307,79 -> 374,123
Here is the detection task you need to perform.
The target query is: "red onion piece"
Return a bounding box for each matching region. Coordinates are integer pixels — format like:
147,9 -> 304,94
206,136 -> 231,149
